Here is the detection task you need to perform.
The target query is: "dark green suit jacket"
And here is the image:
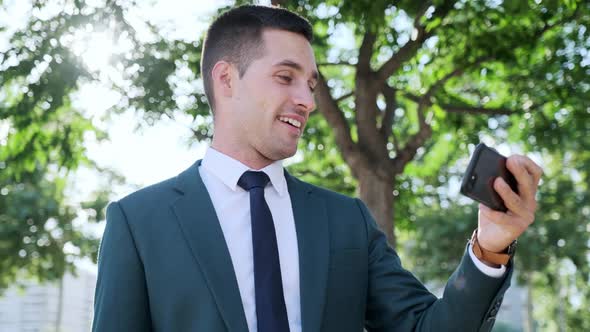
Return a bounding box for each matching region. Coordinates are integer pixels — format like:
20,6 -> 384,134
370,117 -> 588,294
92,161 -> 511,331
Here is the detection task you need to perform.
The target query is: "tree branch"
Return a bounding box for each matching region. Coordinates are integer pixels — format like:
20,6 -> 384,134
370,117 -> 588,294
317,61 -> 356,67
391,130 -> 400,153
380,84 -> 396,139
404,92 -> 515,116
376,30 -> 430,83
375,0 -> 459,83
403,92 -> 422,104
357,30 -> 376,74
382,50 -> 491,172
315,71 -> 361,168
534,5 -> 580,40
334,92 -> 353,103
422,55 -> 493,102
354,30 -> 387,161
392,101 -> 432,173
438,104 -> 515,115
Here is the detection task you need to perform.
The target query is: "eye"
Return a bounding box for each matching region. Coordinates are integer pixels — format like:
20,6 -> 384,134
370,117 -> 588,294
308,83 -> 316,93
277,75 -> 293,84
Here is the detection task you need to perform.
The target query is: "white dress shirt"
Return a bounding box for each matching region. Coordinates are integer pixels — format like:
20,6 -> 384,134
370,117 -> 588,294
200,147 -> 301,332
198,147 -> 504,332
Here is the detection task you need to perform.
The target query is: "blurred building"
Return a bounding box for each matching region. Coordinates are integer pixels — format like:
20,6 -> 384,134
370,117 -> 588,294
495,278 -> 528,332
0,270 -> 96,332
428,272 -> 528,332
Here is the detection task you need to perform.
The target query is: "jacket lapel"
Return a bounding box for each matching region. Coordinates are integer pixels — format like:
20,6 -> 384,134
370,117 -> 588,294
171,161 -> 248,332
286,172 -> 330,332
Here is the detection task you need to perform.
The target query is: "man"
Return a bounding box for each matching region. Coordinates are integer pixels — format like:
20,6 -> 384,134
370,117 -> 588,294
92,5 -> 543,332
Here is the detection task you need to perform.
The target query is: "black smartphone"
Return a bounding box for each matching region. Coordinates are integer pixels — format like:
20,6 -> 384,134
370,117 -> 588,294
460,143 -> 519,212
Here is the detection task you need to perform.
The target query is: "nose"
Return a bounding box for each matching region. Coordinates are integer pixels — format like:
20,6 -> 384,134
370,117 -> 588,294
293,83 -> 316,113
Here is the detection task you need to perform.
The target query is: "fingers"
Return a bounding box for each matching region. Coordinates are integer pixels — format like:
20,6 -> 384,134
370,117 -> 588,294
478,154 -> 543,251
493,177 -> 534,223
507,155 -> 543,186
494,155 -> 540,227
522,156 -> 544,186
506,155 -> 543,208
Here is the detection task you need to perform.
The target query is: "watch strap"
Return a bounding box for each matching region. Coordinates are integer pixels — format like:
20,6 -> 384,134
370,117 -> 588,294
470,229 -> 514,266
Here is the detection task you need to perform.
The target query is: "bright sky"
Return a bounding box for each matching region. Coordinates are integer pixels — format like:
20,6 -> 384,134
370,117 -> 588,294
0,0 -> 232,193
75,0 -> 232,199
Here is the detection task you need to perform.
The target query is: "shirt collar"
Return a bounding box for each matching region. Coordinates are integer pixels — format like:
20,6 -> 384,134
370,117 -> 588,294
201,147 -> 288,196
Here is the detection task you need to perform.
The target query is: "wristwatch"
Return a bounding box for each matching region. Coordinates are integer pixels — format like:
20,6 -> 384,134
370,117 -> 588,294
470,229 -> 517,266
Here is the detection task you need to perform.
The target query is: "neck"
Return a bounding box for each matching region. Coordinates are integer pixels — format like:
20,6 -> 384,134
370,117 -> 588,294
210,137 -> 274,171
210,109 -> 278,170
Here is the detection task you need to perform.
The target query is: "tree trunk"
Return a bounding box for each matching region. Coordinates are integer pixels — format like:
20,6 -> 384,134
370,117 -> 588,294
357,169 -> 396,247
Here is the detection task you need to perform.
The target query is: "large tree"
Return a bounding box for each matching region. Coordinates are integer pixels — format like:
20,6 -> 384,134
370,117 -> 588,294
279,0 -> 589,247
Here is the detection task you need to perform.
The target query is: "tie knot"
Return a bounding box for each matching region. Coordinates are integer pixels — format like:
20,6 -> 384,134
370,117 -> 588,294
238,171 -> 270,191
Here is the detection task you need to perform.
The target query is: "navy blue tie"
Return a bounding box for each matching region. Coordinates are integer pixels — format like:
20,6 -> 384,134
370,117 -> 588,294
238,171 -> 290,332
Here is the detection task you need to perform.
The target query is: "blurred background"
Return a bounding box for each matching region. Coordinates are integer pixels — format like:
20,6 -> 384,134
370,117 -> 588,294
0,0 -> 588,331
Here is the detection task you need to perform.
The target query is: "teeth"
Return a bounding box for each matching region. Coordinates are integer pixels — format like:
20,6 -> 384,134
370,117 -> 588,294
279,116 -> 301,128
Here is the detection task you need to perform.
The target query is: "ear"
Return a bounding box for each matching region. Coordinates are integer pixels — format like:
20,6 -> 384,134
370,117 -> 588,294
211,61 -> 235,98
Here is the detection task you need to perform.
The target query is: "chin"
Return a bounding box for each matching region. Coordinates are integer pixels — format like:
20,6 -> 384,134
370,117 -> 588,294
282,145 -> 299,158
266,146 -> 298,161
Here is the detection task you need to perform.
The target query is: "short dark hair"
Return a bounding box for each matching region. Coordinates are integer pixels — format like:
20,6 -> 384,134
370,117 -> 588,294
200,5 -> 313,111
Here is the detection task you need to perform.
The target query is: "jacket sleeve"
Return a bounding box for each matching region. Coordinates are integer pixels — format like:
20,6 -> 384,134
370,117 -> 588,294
358,199 -> 512,332
92,201 -> 153,331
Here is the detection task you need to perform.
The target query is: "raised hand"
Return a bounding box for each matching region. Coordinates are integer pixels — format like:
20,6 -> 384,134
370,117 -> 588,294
477,155 -> 544,254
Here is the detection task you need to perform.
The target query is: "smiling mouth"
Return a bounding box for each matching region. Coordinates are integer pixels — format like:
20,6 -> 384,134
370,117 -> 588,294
278,116 -> 302,129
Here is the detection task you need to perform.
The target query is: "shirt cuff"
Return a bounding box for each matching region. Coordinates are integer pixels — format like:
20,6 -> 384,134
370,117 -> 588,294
468,244 -> 507,278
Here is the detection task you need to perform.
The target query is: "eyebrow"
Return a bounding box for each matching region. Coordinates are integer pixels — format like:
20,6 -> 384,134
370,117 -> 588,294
273,59 -> 318,81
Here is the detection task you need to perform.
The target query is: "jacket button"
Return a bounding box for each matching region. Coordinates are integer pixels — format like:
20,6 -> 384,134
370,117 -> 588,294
490,301 -> 502,316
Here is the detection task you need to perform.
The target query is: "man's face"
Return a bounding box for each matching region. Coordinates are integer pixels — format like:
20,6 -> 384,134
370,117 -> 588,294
228,28 -> 317,165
